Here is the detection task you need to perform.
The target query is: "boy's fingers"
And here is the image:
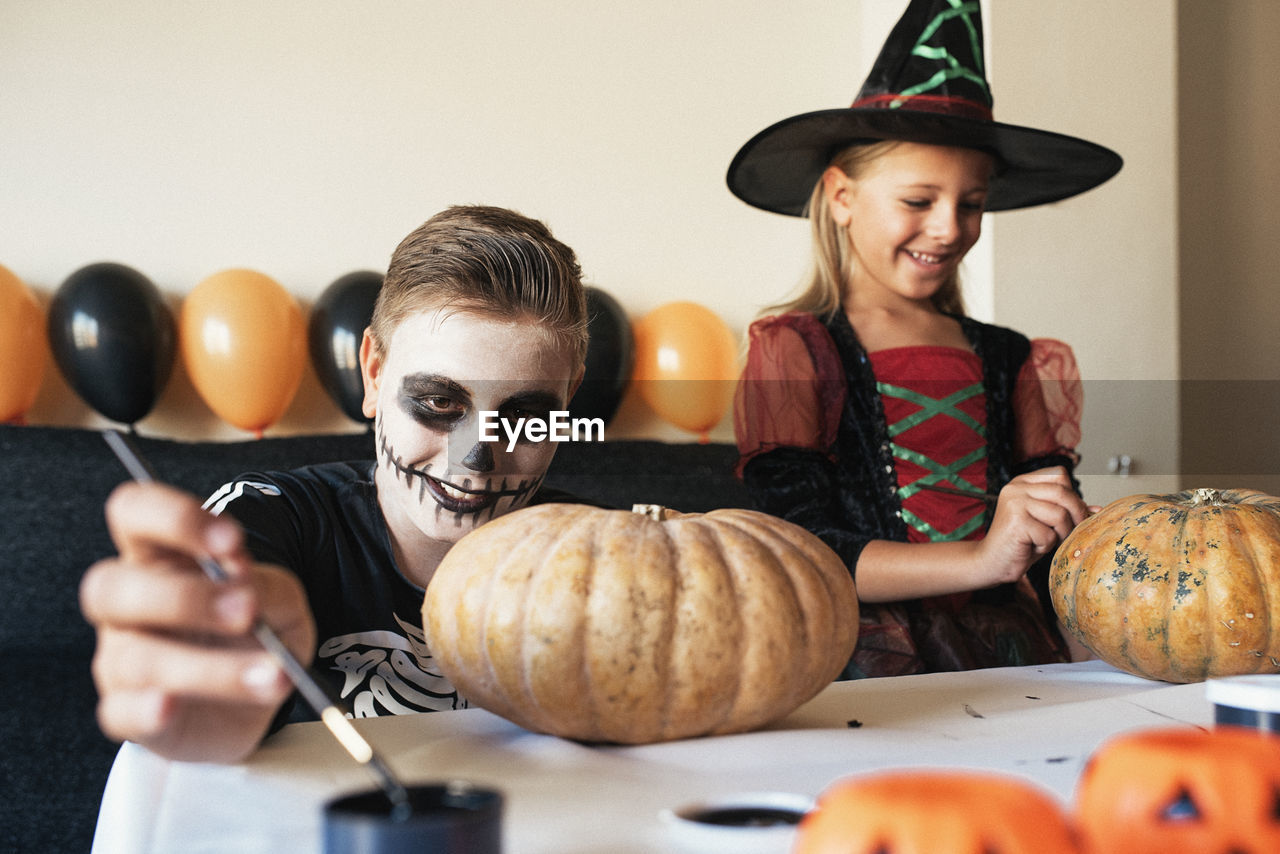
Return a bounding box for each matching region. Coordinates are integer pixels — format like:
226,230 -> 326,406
252,567 -> 316,659
80,557 -> 257,635
105,482 -> 246,574
95,690 -> 174,744
92,628 -> 291,706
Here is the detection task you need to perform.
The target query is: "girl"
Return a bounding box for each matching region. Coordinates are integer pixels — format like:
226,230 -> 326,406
727,0 -> 1121,677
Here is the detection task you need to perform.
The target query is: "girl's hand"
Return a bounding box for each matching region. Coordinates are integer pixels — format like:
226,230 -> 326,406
79,482 -> 315,763
848,467 -> 1092,603
974,466 -> 1090,586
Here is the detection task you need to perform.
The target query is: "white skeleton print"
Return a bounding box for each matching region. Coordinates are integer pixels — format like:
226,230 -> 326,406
317,613 -> 467,716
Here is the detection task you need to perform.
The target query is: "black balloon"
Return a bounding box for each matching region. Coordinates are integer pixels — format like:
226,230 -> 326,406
47,262 -> 175,425
309,270 -> 382,424
570,287 -> 634,426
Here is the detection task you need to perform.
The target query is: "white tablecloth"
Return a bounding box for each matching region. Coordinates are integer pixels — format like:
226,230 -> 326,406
91,661 -> 1210,854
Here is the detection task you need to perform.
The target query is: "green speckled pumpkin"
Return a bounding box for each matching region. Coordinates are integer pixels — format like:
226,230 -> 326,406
1050,488 -> 1280,682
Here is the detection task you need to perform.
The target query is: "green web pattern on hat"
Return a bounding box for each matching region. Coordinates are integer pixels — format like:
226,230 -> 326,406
893,0 -> 989,108
724,0 -> 1124,216
857,0 -> 993,118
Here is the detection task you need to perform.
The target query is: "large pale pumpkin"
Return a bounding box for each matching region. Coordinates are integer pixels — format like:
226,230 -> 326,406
1050,488 -> 1280,682
422,503 -> 858,744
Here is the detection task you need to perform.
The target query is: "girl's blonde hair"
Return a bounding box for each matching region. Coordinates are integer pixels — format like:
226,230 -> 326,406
765,140 -> 967,320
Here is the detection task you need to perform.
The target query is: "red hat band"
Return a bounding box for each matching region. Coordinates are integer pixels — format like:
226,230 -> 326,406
725,0 -> 1123,216
850,92 -> 993,122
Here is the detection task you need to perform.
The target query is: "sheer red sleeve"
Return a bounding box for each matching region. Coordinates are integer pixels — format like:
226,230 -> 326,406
1015,338 -> 1082,465
733,313 -> 845,476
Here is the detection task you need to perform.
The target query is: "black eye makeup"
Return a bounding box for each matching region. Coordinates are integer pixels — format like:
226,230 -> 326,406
399,374 -> 471,430
495,391 -> 563,443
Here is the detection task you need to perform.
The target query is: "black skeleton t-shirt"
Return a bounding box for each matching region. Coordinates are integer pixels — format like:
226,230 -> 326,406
203,461 -> 467,723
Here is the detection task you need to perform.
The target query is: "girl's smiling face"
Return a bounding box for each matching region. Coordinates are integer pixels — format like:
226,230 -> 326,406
360,308 -> 581,560
824,141 -> 993,308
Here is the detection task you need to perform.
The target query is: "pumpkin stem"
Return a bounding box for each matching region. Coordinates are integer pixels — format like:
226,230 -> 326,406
632,503 -> 668,521
1190,488 -> 1222,507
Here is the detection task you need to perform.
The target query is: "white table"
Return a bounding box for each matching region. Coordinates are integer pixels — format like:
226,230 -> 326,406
91,661 -> 1210,854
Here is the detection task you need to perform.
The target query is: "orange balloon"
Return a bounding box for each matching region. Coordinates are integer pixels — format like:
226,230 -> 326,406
0,265 -> 49,424
631,301 -> 738,441
180,269 -> 306,437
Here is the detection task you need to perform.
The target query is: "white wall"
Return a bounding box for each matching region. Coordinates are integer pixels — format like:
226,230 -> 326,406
988,0 -> 1180,505
6,0 -> 855,440
1178,0 -> 1280,498
4,0 -> 1172,480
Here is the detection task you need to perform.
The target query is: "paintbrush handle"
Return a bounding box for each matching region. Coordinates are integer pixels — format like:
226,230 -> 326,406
248,620 -> 408,812
916,481 -> 1000,504
101,429 -> 410,815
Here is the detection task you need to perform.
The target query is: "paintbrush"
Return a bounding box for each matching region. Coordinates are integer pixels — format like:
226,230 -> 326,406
916,481 -> 999,505
101,429 -> 412,820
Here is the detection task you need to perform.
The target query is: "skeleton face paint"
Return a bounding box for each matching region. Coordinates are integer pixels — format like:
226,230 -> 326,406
377,416 -> 543,520
362,310 -> 580,562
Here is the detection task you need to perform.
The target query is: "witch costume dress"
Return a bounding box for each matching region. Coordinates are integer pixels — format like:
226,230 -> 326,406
734,310 -> 1083,678
724,0 -> 1120,678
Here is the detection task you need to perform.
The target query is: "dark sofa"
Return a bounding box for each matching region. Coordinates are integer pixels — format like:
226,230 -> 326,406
0,424 -> 750,853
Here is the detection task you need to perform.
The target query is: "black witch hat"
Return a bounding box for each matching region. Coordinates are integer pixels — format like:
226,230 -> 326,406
726,0 -> 1122,216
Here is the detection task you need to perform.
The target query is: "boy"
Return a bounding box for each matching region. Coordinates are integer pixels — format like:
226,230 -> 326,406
79,205 -> 588,762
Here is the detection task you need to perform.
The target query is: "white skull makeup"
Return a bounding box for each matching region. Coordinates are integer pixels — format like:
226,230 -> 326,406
376,416 -> 545,525
361,309 -> 580,581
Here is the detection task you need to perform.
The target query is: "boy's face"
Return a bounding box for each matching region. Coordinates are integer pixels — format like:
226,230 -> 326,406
361,308 -> 582,552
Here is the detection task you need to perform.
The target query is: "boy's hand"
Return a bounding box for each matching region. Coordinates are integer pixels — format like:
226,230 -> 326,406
975,466 -> 1090,586
80,482 -> 315,763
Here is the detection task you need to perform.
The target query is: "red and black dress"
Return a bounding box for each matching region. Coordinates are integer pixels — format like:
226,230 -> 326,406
734,310 -> 1082,678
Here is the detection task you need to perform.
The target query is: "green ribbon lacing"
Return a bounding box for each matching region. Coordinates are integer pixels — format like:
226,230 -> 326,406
876,379 -> 988,542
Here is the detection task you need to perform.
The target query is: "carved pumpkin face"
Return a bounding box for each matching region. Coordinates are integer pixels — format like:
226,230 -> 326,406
1075,727 -> 1280,854
793,771 -> 1079,854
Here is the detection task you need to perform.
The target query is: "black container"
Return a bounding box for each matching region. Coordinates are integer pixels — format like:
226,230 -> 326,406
1206,675 -> 1280,733
661,791 -> 813,854
324,782 -> 502,854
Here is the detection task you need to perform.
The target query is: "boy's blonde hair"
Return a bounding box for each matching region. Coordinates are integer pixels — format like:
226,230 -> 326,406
370,205 -> 588,365
766,141 -> 966,320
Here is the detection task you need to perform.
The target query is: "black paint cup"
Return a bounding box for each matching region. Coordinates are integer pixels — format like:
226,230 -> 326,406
324,782 -> 503,854
1206,675 -> 1280,733
661,792 -> 813,854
